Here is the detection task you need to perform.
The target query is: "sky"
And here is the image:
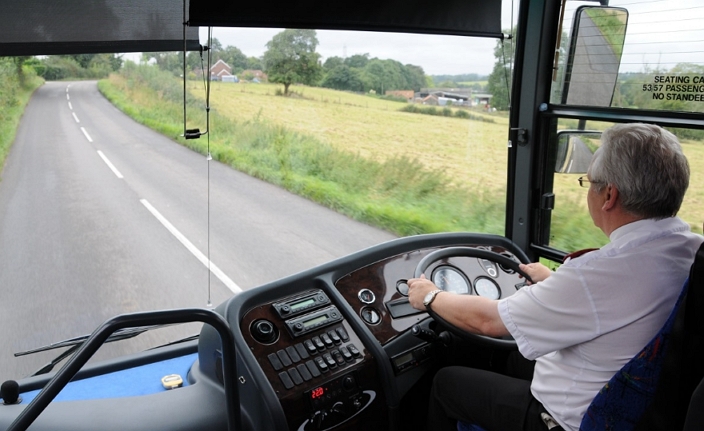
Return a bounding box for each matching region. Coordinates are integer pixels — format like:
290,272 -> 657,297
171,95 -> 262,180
191,2 -> 520,77
124,0 -> 704,77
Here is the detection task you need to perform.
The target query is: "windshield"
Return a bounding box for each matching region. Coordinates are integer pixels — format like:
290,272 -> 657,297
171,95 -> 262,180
0,6 -> 518,378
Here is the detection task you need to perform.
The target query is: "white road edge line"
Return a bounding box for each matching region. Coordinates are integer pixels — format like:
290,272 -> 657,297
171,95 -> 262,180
80,127 -> 93,142
140,199 -> 242,294
97,150 -> 124,179
72,112 -> 80,123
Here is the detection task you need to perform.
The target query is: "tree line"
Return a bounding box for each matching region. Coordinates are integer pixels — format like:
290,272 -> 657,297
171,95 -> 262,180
145,29 -> 489,98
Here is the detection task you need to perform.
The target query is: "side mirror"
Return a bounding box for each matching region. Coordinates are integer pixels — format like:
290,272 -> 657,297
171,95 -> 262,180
562,6 -> 628,106
555,130 -> 601,173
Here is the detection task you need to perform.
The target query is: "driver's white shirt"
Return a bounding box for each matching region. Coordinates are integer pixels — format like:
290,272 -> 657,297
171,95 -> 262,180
498,217 -> 703,431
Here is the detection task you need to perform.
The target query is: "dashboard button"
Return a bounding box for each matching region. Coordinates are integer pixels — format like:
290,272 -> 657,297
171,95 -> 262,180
286,346 -> 301,363
288,368 -> 303,385
268,353 -> 283,371
297,363 -> 313,381
336,327 -> 349,341
332,350 -> 345,366
321,333 -> 334,347
304,339 -> 317,355
295,342 -> 310,359
347,344 -> 361,357
278,371 -> 294,389
315,357 -> 329,372
306,360 -> 322,377
323,353 -> 337,368
328,330 -> 341,344
339,346 -> 352,361
312,336 -> 325,350
277,349 -> 292,367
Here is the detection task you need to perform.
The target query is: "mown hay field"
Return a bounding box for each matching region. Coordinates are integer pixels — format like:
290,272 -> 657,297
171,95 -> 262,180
199,81 -> 704,234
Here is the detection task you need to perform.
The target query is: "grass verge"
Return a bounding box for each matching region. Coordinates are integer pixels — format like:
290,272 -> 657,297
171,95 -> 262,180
0,68 -> 43,175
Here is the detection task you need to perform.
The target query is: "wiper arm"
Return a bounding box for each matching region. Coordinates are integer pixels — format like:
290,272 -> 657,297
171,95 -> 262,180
15,325 -> 162,357
15,325 -> 169,377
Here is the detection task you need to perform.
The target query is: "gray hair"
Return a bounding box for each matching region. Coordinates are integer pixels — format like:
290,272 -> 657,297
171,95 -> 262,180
588,123 -> 689,219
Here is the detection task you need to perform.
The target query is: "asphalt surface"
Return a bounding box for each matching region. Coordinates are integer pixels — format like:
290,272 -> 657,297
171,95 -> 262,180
0,81 -> 395,379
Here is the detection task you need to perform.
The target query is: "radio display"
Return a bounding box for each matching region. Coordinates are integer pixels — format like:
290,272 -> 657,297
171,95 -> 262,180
302,315 -> 327,328
311,386 -> 325,399
290,298 -> 315,311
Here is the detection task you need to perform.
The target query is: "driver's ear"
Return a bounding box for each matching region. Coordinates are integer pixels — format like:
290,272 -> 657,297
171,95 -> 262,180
602,184 -> 619,211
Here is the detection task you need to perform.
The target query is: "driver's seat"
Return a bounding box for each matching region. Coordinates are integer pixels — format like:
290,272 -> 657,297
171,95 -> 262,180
458,241 -> 704,431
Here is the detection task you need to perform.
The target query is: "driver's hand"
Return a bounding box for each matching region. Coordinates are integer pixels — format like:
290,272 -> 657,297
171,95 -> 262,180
518,262 -> 552,285
407,274 -> 439,310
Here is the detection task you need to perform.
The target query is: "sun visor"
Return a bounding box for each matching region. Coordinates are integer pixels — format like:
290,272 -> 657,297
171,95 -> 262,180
189,0 -> 502,38
0,0 -> 199,56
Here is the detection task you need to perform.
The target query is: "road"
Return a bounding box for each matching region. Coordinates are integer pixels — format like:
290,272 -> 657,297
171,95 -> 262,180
0,81 -> 395,379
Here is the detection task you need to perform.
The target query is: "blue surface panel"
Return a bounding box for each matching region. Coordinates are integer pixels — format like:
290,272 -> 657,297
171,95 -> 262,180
21,353 -> 198,403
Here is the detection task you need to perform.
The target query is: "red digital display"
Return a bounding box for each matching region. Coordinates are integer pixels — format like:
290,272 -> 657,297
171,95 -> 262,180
311,387 -> 325,399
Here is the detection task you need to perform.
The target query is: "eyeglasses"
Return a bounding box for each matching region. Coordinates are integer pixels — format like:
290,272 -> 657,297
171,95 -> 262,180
577,176 -> 604,188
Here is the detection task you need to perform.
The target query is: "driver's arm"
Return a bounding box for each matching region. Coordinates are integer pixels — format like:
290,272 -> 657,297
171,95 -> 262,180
407,275 -> 509,337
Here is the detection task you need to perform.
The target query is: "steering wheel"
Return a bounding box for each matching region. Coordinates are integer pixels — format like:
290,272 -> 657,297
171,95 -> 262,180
413,247 -> 533,350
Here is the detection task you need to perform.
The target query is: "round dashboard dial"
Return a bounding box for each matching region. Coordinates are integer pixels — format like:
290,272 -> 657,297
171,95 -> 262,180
432,266 -> 470,294
474,277 -> 501,300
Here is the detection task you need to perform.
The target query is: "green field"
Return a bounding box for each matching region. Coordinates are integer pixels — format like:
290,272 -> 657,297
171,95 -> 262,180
204,81 -> 704,235
98,65 -> 704,254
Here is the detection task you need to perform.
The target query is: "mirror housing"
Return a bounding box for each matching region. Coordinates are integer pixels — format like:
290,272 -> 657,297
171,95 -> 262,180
562,6 -> 628,106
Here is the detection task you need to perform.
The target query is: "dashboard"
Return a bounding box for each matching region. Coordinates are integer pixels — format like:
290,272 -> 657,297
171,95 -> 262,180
0,233 -> 528,431
199,232 -> 529,431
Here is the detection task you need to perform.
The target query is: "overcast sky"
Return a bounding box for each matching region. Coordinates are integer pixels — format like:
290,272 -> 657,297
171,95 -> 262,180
199,2 -> 519,76
124,1 -> 704,77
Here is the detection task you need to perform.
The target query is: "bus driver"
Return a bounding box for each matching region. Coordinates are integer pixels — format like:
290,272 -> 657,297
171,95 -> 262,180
407,123 -> 704,431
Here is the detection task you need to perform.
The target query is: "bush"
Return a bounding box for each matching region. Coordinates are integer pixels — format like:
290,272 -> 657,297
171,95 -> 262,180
399,104 -> 496,122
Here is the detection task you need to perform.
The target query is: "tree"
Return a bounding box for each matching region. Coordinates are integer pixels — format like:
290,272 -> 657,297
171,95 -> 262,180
345,54 -> 370,69
246,56 -> 263,71
403,64 -> 427,92
323,56 -> 344,70
263,29 -> 322,95
218,46 -> 248,73
486,29 -> 516,111
321,65 -> 365,92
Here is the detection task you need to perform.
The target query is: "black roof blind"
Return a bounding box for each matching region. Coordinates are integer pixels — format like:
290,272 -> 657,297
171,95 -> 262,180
0,0 -> 199,56
189,0 -> 502,38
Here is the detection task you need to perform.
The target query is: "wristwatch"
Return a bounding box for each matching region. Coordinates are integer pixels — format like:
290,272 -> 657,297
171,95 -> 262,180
423,289 -> 444,309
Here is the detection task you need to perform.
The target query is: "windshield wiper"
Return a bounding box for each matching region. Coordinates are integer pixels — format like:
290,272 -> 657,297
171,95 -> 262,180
14,325 -> 186,376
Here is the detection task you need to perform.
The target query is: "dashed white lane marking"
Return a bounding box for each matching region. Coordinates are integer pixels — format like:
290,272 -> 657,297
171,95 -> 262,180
80,127 -> 93,142
97,150 -> 124,179
68,101 -> 73,110
140,199 -> 242,294
66,94 -> 70,101
72,112 -> 80,123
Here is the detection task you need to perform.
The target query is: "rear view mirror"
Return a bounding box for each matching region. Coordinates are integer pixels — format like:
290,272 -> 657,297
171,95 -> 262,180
562,6 -> 628,106
555,130 -> 601,173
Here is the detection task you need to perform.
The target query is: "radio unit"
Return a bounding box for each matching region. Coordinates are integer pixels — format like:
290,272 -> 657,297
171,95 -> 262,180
285,306 -> 343,337
273,290 -> 331,319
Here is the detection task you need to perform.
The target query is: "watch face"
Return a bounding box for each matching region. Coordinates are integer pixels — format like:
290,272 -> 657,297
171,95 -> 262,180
423,291 -> 437,306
